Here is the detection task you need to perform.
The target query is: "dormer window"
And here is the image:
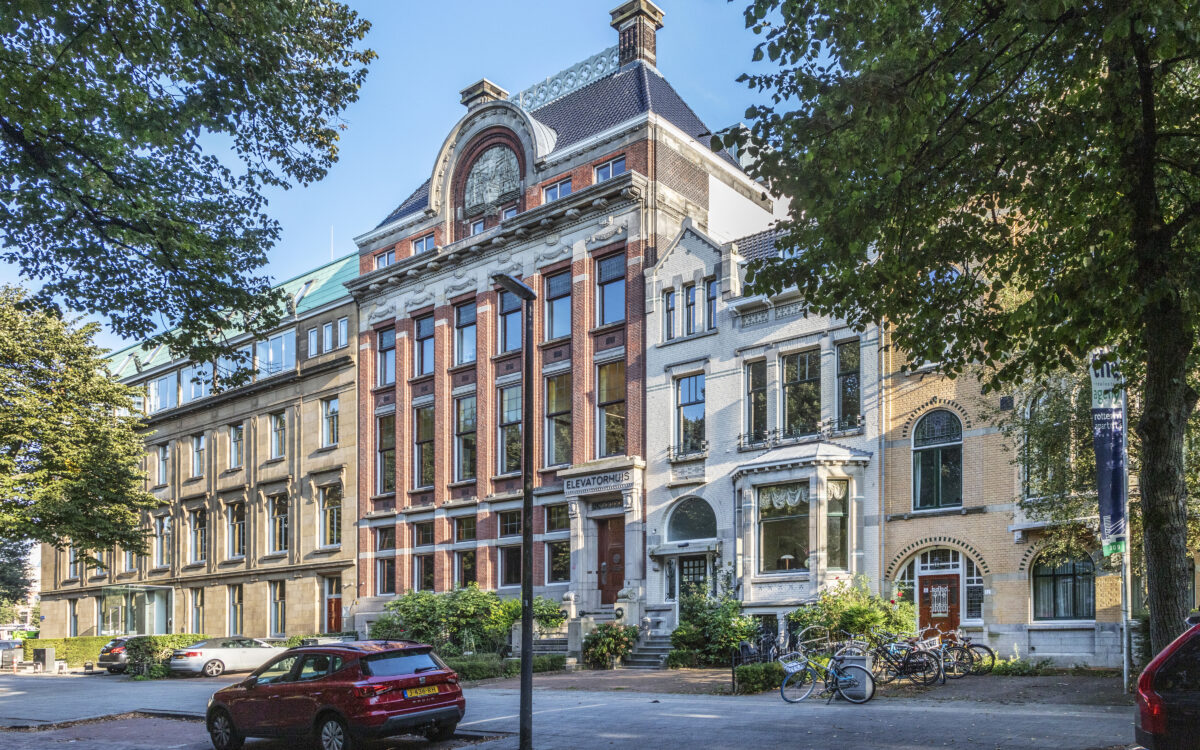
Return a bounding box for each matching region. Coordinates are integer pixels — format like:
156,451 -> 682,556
412,234 -> 436,254
543,177 -> 572,203
595,156 -> 626,182
470,219 -> 485,236
376,249 -> 395,269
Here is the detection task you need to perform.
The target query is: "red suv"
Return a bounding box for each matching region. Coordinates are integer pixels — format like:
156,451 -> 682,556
205,640 -> 464,750
1136,613 -> 1200,749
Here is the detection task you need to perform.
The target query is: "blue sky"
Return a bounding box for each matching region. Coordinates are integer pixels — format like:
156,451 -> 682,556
0,0 -> 772,352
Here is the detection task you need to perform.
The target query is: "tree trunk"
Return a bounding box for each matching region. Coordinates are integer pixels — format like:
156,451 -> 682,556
1136,298 -> 1197,655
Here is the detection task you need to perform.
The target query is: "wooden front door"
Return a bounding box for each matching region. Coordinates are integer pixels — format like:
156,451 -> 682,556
324,577 -> 342,633
597,517 -> 625,605
919,574 -> 960,632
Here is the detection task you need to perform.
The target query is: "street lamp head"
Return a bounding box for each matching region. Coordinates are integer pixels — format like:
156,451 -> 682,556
492,272 -> 537,302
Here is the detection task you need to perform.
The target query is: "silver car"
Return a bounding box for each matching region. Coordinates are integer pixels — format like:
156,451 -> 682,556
169,637 -> 287,677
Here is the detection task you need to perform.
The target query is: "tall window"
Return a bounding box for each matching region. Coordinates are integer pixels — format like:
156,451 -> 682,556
837,340 -> 861,429
67,545 -> 80,579
596,255 -> 625,325
759,483 -> 810,573
320,485 -> 342,547
69,600 -> 78,636
415,405 -> 435,488
308,327 -> 319,357
322,397 -> 339,447
228,584 -> 243,634
155,516 -> 172,567
499,510 -> 522,537
500,545 -> 522,587
1033,555 -> 1095,620
595,155 -> 626,181
377,414 -> 396,494
783,350 -> 821,437
377,527 -> 396,551
706,279 -> 718,330
323,322 -> 334,353
377,329 -> 396,385
269,496 -> 288,553
663,290 -> 676,341
546,505 -> 570,532
747,361 -> 768,443
190,509 -> 207,563
547,541 -> 570,584
545,272 -> 571,340
191,434 -> 206,477
191,588 -> 203,633
148,372 -> 178,413
124,548 -> 136,572
966,557 -> 985,620
826,480 -> 849,570
455,302 -> 477,365
376,558 -> 396,595
413,521 -> 434,547
546,373 -> 572,466
456,550 -> 477,588
180,362 -> 212,403
912,410 -> 963,510
156,444 -> 169,485
684,284 -> 697,335
499,291 -> 522,353
415,554 -> 435,591
270,581 -> 286,636
270,412 -> 287,459
498,386 -> 522,474
543,177 -> 572,202
337,317 -> 348,348
415,316 -> 434,376
228,503 -> 246,558
229,424 -> 244,469
455,396 -> 477,481
676,374 -> 706,455
256,330 -> 295,378
455,516 -> 476,542
597,361 -> 626,457
413,233 -> 436,254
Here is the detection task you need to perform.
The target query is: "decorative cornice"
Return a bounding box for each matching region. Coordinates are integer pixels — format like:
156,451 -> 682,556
508,46 -> 620,111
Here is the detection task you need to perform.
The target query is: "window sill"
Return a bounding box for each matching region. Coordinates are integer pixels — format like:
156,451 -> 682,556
260,553 -> 288,561
658,329 -> 718,348
222,468 -> 244,475
151,483 -> 169,491
313,545 -> 342,554
409,487 -> 435,495
447,479 -> 477,489
1027,620 -> 1096,629
148,567 -> 170,574
221,557 -> 246,566
588,321 -> 625,336
263,457 -> 286,465
372,383 -> 397,393
314,445 -> 338,454
887,506 -> 983,522
492,472 -> 522,481
491,350 -> 523,363
407,374 -> 434,386
182,562 -> 206,570
751,572 -> 810,584
371,492 -> 397,502
184,475 -> 204,483
539,464 -> 570,474
448,361 -> 477,374
668,451 -> 707,464
539,336 -> 572,349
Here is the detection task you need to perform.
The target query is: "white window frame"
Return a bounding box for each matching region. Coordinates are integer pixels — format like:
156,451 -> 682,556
190,509 -> 207,563
270,580 -> 286,637
228,584 -> 243,635
323,322 -> 334,353
270,412 -> 287,459
227,503 -> 246,559
376,557 -> 397,596
308,327 -> 319,358
321,397 -> 339,447
190,588 -> 203,633
191,434 -> 206,478
337,317 -> 349,348
413,233 -> 435,254
543,177 -> 572,203
594,155 -> 626,182
470,219 -> 485,236
376,249 -> 395,269
269,495 -> 289,554
156,444 -> 169,485
229,423 -> 244,469
256,329 -> 296,379
320,485 -> 342,548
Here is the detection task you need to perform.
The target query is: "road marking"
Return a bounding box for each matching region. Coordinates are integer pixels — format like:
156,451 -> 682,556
460,701 -> 609,727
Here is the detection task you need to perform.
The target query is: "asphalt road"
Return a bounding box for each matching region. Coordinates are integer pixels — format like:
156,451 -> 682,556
0,672 -> 1135,749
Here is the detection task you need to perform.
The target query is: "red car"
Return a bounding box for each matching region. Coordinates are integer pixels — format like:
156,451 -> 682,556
205,640 -> 465,750
1136,613 -> 1200,750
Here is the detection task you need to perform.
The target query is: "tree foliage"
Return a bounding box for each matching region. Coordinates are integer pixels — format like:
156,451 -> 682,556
0,286 -> 156,554
0,1 -> 374,361
729,0 -> 1200,652
0,536 -> 32,601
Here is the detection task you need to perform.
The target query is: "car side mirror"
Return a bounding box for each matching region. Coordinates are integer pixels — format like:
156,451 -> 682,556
242,678 -> 257,689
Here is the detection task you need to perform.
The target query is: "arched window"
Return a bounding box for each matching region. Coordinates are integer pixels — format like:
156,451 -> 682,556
912,410 -> 962,510
1032,554 -> 1095,620
667,497 -> 717,541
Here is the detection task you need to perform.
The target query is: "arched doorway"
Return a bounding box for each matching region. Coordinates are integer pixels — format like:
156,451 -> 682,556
893,548 -> 984,632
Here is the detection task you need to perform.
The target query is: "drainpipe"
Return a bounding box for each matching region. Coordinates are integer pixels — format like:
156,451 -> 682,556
878,325 -> 887,597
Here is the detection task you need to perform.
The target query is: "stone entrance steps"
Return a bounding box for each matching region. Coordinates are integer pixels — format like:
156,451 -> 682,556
623,633 -> 672,670
532,637 -> 567,655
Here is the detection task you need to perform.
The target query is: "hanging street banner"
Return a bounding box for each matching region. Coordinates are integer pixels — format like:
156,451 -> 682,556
1090,353 -> 1127,556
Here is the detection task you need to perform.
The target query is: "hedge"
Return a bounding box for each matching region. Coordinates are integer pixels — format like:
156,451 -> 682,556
442,653 -> 566,681
665,649 -> 700,669
125,634 -> 207,672
733,661 -> 786,694
23,636 -> 111,666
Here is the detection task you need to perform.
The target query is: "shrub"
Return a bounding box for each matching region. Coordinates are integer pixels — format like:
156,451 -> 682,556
125,634 -> 207,674
665,649 -> 700,669
23,635 -> 115,666
582,623 -> 638,668
441,652 -> 565,681
281,633 -> 354,648
990,657 -> 1055,676
666,575 -> 757,667
734,661 -> 786,694
786,575 -> 915,641
533,654 -> 566,672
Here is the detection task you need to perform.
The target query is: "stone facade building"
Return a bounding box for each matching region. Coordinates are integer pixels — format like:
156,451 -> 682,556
879,344 -> 1123,666
641,224 -> 879,636
346,1 -> 773,635
38,256 -> 360,640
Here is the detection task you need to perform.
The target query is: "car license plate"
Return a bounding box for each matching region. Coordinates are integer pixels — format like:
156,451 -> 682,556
404,686 -> 438,698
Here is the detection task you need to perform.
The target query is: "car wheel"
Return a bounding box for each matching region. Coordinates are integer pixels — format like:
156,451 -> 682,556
316,714 -> 356,750
202,660 -> 225,677
425,721 -> 457,742
208,708 -> 244,750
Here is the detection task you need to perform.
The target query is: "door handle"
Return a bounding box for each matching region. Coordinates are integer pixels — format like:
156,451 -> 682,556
600,561 -> 607,584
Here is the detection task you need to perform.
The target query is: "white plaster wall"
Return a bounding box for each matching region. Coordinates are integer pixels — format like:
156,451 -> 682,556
706,175 -> 775,243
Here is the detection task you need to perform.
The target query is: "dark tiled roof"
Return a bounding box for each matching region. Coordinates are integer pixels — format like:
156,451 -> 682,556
375,61 -> 741,229
734,228 -> 779,261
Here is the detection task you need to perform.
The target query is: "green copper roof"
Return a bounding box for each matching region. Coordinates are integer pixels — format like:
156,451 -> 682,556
106,253 -> 359,379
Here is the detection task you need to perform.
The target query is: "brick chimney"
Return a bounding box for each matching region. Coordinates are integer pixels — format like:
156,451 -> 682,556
610,0 -> 665,67
460,78 -> 508,109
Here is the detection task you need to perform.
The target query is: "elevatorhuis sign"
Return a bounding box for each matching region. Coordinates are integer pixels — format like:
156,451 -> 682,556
563,469 -> 634,497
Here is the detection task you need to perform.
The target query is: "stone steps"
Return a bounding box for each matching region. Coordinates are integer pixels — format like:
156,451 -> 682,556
622,634 -> 674,670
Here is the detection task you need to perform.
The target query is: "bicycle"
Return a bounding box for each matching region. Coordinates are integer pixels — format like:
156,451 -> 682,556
938,626 -> 996,675
778,649 -> 876,704
840,627 -> 941,686
917,627 -> 973,681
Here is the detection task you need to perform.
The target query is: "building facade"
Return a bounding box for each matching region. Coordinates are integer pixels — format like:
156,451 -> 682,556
347,1 -> 774,635
641,224 -> 880,635
39,256 -> 360,640
879,344 -> 1123,666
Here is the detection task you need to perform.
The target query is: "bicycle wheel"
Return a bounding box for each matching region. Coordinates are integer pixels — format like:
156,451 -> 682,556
780,666 -> 817,703
871,653 -> 898,685
967,643 -> 996,675
905,650 -> 942,686
834,643 -> 867,657
942,645 -> 972,679
834,664 -> 876,704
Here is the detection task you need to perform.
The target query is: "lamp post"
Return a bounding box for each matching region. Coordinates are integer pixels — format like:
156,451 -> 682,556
492,272 -> 537,750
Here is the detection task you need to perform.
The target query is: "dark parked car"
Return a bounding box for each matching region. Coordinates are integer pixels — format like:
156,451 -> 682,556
1136,612 -> 1200,749
205,640 -> 464,750
98,637 -> 131,674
